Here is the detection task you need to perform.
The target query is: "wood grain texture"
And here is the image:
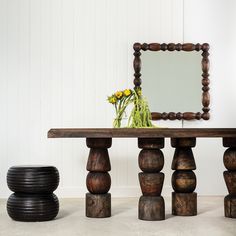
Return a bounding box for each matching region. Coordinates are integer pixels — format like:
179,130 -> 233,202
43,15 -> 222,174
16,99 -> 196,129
223,138 -> 236,148
171,137 -> 196,147
85,137 -> 112,218
86,172 -> 111,194
133,42 -> 210,120
48,128 -> 236,138
138,138 -> 164,149
171,148 -> 196,170
172,171 -> 196,193
137,137 -> 165,220
223,139 -> 236,218
139,196 -> 165,221
172,192 -> 197,216
138,149 -> 164,172
86,138 -> 112,148
171,138 -> 197,216
87,148 -> 111,172
151,112 -> 202,120
224,195 -> 236,218
224,171 -> 236,195
223,148 -> 236,170
86,193 -> 111,218
139,172 -> 164,196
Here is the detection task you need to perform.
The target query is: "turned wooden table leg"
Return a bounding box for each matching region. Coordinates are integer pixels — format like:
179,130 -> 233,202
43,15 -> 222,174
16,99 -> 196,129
138,138 -> 165,221
223,138 -> 236,218
171,138 -> 197,216
86,138 -> 112,218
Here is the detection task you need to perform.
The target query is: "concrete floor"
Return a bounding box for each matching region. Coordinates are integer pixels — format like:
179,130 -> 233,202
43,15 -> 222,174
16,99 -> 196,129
0,197 -> 235,236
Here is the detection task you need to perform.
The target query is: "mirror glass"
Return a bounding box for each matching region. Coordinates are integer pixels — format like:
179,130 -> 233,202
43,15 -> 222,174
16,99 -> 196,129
142,51 -> 202,112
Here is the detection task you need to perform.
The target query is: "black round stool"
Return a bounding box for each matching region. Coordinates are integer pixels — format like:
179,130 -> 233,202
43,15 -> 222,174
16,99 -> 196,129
7,165 -> 59,222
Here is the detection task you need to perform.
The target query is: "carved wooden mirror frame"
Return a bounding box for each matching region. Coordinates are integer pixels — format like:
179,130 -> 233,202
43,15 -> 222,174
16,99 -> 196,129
133,43 -> 210,120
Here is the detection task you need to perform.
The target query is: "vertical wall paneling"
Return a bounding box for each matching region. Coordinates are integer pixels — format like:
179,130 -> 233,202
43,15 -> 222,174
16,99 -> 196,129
41,0 -> 52,166
29,0 -> 42,163
0,0 -> 8,195
6,0 -> 19,169
183,0 -> 236,195
1,0 -> 218,198
72,0 -> 86,194
82,0 -> 95,128
51,0 -> 63,187
61,0 -> 76,188
172,0 -> 184,42
113,0 -> 129,188
94,0 -> 107,128
18,0 -> 30,165
160,0 -> 172,42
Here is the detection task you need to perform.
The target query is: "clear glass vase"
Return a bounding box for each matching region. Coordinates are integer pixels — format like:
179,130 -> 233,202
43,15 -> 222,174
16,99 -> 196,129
113,116 -> 128,128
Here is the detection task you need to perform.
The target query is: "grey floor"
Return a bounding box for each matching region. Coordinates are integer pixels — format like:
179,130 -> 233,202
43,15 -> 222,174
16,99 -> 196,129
0,197 -> 235,236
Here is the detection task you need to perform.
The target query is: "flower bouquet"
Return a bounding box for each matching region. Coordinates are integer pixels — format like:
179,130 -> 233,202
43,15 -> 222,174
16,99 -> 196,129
107,88 -> 155,128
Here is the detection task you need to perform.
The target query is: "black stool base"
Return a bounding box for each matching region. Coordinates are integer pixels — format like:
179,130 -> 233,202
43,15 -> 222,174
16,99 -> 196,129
7,193 -> 59,222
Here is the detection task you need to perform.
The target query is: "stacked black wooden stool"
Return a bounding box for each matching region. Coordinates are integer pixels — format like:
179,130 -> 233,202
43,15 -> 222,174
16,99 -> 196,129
7,166 -> 59,222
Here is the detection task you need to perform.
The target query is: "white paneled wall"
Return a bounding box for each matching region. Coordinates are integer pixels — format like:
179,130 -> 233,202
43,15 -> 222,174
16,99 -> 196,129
0,0 -> 235,198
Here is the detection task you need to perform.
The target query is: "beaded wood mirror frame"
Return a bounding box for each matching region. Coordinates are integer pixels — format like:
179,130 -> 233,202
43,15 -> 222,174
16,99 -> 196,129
133,43 -> 210,120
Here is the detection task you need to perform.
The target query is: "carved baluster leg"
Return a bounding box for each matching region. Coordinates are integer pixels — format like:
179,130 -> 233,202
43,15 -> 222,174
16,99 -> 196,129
171,138 -> 197,216
86,138 -> 112,218
223,138 -> 236,218
138,138 -> 165,221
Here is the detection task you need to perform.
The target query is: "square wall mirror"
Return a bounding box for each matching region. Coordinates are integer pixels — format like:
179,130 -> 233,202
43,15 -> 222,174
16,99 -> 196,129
133,43 -> 210,120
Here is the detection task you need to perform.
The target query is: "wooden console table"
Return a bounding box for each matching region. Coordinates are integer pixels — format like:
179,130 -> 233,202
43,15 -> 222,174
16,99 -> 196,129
48,128 -> 236,220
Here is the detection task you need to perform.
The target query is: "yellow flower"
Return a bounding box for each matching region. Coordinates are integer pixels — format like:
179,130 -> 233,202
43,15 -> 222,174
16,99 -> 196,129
123,89 -> 131,97
137,89 -> 142,96
108,96 -> 117,104
115,91 -> 123,99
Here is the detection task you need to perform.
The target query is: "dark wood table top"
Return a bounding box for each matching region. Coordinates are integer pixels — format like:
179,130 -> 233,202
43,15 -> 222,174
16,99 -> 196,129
48,128 -> 236,138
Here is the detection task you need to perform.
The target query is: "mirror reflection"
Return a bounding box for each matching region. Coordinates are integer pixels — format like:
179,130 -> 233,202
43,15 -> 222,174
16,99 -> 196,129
142,51 -> 202,113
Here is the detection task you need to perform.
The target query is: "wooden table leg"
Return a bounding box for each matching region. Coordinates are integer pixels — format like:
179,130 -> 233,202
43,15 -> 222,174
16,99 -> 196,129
86,138 -> 112,218
138,138 -> 165,221
223,138 -> 236,218
171,138 -> 197,216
